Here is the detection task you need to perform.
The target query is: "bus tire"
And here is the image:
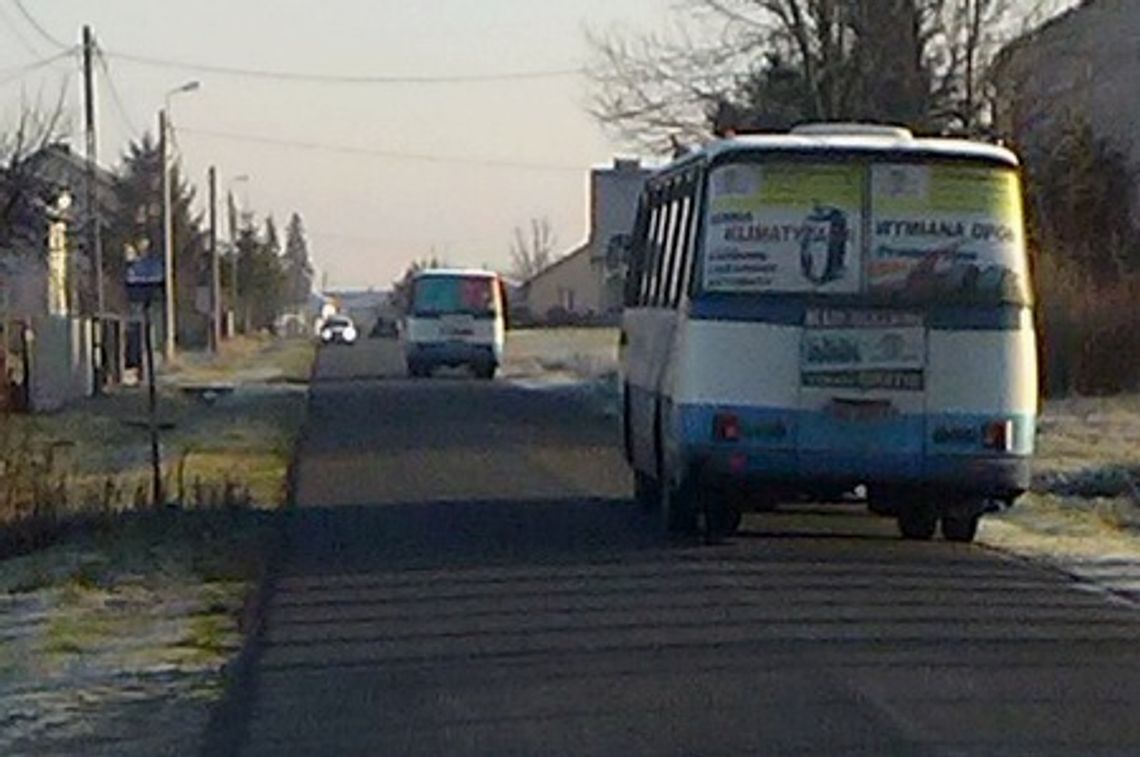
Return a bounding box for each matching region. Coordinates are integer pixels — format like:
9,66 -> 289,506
621,385 -> 633,464
941,514 -> 980,543
897,506 -> 937,541
704,487 -> 742,542
662,474 -> 699,536
634,471 -> 659,512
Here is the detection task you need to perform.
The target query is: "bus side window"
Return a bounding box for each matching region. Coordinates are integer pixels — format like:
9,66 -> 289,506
625,195 -> 650,308
685,167 -> 708,297
665,190 -> 692,307
658,185 -> 681,307
674,173 -> 700,302
651,186 -> 678,307
641,188 -> 666,306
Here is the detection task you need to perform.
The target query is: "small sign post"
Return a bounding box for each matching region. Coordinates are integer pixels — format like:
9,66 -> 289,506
126,256 -> 166,507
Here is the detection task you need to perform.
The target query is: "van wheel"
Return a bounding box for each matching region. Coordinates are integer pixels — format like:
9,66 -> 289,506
897,506 -> 937,541
941,514 -> 980,543
662,474 -> 699,536
634,471 -> 659,512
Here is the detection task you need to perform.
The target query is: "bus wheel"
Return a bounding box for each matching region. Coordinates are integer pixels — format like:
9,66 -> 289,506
662,475 -> 699,536
941,514 -> 980,544
704,488 -> 742,542
634,471 -> 659,512
897,506 -> 937,541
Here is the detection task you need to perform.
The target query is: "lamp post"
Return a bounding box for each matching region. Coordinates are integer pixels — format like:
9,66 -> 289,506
161,80 -> 200,361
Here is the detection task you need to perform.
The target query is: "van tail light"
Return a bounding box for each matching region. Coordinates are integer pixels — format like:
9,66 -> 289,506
713,413 -> 741,442
983,420 -> 1014,452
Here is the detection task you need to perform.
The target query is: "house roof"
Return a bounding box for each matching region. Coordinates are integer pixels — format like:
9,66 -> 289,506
30,143 -> 117,186
526,243 -> 590,285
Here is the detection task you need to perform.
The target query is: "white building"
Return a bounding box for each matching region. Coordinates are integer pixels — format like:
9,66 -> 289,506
524,158 -> 653,322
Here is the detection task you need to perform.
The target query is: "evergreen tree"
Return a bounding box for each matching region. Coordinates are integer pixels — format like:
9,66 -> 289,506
283,212 -> 315,307
264,215 -> 281,258
234,220 -> 284,332
107,134 -> 210,346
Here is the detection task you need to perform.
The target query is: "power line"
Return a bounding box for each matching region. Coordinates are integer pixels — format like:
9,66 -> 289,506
102,49 -> 584,85
0,47 -> 77,87
10,0 -> 71,51
94,47 -> 142,140
177,125 -> 586,174
0,1 -> 42,58
308,229 -> 500,248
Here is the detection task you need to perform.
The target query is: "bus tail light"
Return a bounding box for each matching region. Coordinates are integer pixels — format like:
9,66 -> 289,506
983,420 -> 1014,452
713,413 -> 741,442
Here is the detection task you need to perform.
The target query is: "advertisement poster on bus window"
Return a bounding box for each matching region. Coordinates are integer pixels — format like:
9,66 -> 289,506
869,164 -> 1028,303
703,163 -> 863,294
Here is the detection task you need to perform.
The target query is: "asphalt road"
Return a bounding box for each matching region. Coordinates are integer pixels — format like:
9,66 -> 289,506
219,337 -> 1140,757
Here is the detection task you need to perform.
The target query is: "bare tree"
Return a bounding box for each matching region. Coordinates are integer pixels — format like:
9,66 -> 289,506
509,217 -> 557,281
390,254 -> 448,313
0,88 -> 72,250
586,0 -> 1021,151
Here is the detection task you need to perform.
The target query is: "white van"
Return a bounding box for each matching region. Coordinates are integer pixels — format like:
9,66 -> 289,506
401,269 -> 507,379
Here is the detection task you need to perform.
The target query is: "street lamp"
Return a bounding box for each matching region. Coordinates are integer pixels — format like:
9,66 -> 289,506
161,80 -> 201,361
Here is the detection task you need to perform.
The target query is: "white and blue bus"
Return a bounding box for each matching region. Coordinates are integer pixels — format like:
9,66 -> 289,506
621,124 -> 1037,543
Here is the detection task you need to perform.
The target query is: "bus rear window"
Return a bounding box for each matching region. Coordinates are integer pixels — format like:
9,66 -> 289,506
703,162 -> 864,295
869,164 -> 1030,306
700,159 -> 1030,306
412,277 -> 496,316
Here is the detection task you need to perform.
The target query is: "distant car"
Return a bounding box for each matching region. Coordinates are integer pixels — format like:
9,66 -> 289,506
318,316 -> 358,345
369,316 -> 398,339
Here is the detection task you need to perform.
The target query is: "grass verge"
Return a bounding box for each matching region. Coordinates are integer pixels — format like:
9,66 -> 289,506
0,336 -> 314,754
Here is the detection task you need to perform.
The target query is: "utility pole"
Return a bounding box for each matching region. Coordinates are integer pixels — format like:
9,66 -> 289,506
208,166 -> 220,352
83,25 -> 105,392
160,108 -> 175,361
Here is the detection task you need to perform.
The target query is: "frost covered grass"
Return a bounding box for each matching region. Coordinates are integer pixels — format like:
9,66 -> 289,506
1,337 -> 314,533
503,327 -> 620,382
0,507 -> 274,755
981,394 -> 1140,562
164,334 -> 316,386
0,337 -> 313,754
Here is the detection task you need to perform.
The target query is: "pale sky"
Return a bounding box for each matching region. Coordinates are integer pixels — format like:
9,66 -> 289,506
0,0 -> 668,288
0,1 -> 1075,289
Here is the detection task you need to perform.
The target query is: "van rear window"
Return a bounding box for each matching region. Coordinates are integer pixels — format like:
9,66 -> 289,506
413,277 -> 496,316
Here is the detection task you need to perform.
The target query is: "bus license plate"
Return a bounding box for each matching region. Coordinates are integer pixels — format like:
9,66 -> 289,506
828,399 -> 894,422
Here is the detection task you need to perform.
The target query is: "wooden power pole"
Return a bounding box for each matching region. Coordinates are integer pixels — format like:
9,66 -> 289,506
83,25 -> 105,392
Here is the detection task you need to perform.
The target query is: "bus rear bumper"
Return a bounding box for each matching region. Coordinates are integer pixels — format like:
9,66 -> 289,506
690,447 -> 1030,501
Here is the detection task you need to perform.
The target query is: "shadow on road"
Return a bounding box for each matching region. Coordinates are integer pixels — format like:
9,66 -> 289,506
282,497 -> 660,574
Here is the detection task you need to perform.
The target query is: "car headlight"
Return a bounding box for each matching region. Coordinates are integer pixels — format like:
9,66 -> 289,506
344,327 -> 357,341
321,329 -> 332,341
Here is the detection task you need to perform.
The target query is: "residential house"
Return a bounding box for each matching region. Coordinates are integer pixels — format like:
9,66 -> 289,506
524,158 -> 653,322
992,0 -> 1140,181
1,142 -> 123,410
524,243 -> 596,322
